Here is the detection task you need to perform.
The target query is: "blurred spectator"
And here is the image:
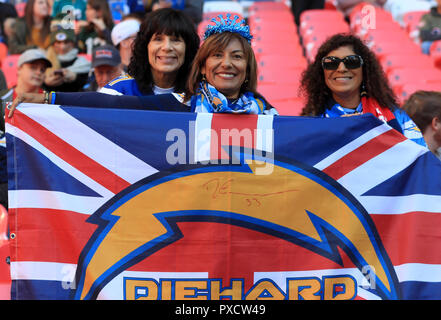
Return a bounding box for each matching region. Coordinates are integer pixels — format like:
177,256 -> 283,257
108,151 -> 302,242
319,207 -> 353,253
403,90 -> 441,160
0,1 -> 17,45
0,70 -> 6,92
111,18 -> 140,72
44,27 -> 91,91
76,0 -> 114,55
52,0 -> 87,21
84,44 -> 124,91
335,0 -> 387,17
151,0 -> 203,25
0,49 -> 52,209
7,0 -> 52,54
290,0 -> 325,26
419,0 -> 441,54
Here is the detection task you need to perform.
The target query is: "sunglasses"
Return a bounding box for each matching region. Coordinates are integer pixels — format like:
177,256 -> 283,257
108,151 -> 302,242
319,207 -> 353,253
321,55 -> 364,70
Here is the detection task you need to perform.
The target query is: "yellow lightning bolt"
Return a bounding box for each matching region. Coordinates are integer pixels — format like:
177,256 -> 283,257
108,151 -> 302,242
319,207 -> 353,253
76,160 -> 394,299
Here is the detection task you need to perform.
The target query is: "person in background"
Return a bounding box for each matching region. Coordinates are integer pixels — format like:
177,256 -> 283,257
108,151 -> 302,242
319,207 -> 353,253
7,0 -> 52,54
151,0 -> 203,25
100,8 -> 200,96
335,0 -> 387,17
0,49 -> 52,210
111,18 -> 140,72
9,14 -> 278,116
84,44 -> 124,91
290,0 -> 324,26
44,27 -> 91,91
419,0 -> 441,54
76,0 -> 114,55
403,90 -> 441,160
52,0 -> 87,21
0,0 -> 17,45
300,33 -> 426,147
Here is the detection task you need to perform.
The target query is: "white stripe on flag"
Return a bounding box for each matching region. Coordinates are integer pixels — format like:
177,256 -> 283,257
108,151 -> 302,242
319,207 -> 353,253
314,123 -> 392,171
193,112 -> 213,163
8,190 -> 108,214
17,103 -> 158,184
6,123 -> 114,198
360,194 -> 441,215
11,261 -> 77,282
256,115 -> 274,153
337,139 -> 429,196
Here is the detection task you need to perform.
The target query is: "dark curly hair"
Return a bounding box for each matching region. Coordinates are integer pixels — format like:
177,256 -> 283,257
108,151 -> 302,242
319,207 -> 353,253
300,33 -> 397,116
127,8 -> 200,94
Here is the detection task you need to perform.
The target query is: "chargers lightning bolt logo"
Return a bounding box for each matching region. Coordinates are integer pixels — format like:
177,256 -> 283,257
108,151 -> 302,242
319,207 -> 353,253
73,150 -> 400,300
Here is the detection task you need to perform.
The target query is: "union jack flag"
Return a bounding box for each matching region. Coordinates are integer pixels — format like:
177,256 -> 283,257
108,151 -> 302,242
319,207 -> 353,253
5,103 -> 441,300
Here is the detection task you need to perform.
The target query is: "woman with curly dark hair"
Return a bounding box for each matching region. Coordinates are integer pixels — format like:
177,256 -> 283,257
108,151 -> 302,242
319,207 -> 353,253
100,8 -> 200,96
300,33 -> 426,146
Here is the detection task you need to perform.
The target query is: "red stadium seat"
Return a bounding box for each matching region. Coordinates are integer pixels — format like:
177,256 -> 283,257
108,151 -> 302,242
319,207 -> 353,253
399,82 -> 441,105
257,83 -> 302,103
15,2 -> 26,18
257,67 -> 304,85
371,41 -> 422,59
380,53 -> 434,75
402,10 -> 428,34
388,68 -> 441,96
1,54 -> 19,88
0,43 -> 7,67
0,205 -> 10,300
270,98 -> 306,116
429,41 -> 441,70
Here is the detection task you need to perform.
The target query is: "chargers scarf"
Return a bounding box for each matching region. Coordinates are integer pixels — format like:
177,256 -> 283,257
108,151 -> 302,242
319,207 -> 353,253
323,96 -> 402,134
191,81 -> 265,114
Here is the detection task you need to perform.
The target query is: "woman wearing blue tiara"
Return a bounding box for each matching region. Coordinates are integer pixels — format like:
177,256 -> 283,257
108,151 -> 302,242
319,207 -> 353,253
9,14 -> 278,116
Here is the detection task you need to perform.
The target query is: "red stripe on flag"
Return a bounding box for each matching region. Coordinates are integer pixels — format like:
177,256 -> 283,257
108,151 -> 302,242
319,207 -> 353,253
8,208 -> 96,263
322,129 -> 407,180
12,109 -> 131,194
9,208 -> 441,267
210,114 -> 259,160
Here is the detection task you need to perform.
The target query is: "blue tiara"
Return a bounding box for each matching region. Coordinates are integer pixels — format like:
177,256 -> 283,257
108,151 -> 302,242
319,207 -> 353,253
203,14 -> 253,43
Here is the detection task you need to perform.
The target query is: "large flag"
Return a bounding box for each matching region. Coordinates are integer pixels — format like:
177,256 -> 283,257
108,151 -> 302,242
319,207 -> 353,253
5,103 -> 441,300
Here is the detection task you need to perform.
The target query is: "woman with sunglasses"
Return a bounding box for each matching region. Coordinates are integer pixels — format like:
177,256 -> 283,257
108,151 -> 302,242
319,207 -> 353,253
300,33 -> 426,146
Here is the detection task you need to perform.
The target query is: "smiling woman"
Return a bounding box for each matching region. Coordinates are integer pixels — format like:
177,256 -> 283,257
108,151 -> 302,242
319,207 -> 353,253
299,33 -> 426,147
99,8 -> 200,96
9,14 -> 278,116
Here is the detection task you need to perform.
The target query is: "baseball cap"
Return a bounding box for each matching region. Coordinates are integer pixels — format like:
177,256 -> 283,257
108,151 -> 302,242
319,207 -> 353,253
50,28 -> 76,45
92,45 -> 121,68
18,49 -> 52,68
111,19 -> 140,46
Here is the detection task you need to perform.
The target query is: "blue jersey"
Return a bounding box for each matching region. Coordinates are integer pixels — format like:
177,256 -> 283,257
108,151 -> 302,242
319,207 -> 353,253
100,76 -> 144,96
321,101 -> 427,147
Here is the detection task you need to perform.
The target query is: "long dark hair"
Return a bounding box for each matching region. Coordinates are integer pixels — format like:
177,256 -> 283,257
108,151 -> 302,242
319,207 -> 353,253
25,0 -> 51,44
128,8 -> 200,94
300,33 -> 397,116
85,0 -> 114,33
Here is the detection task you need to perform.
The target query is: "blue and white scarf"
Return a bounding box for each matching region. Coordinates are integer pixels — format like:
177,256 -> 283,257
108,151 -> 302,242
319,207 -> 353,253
191,81 -> 266,114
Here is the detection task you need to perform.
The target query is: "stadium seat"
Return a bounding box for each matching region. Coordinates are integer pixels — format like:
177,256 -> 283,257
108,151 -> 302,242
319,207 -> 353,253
270,98 -> 305,116
380,53 -> 434,75
370,40 -> 421,59
0,43 -> 7,67
429,41 -> 441,70
15,2 -> 26,18
257,83 -> 302,103
0,205 -> 10,300
402,10 -> 428,34
388,68 -> 441,96
399,82 -> 441,105
257,66 -> 304,85
248,1 -> 291,15
203,1 -> 244,15
2,54 -> 20,88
